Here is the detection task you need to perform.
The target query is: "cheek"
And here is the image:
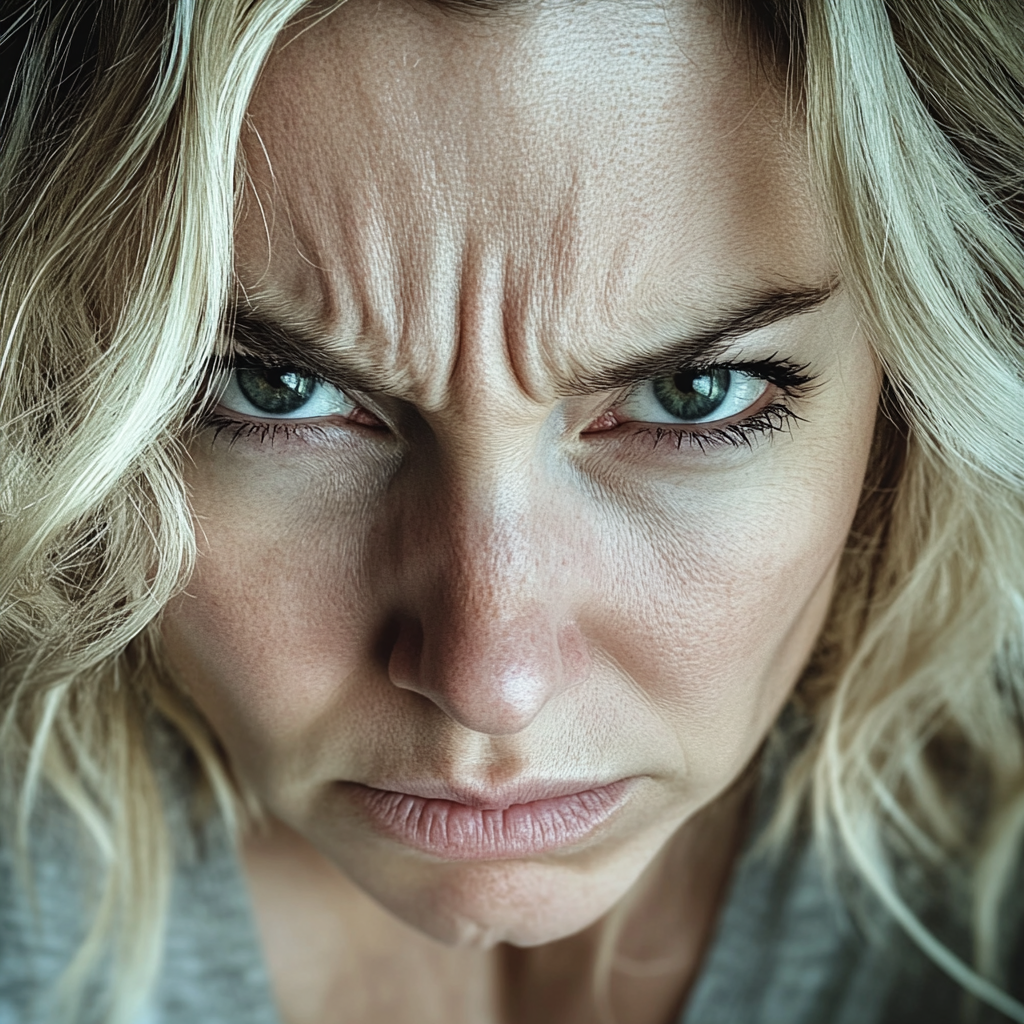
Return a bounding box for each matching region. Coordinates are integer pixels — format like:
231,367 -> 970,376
597,462 -> 863,785
161,454 -> 382,776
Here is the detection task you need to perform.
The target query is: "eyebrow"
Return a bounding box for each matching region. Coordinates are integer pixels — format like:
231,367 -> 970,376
225,311 -> 406,396
223,283 -> 836,398
565,283 -> 836,395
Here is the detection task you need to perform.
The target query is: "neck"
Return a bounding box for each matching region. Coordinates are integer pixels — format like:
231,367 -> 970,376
496,774 -> 756,1024
242,772 -> 755,1024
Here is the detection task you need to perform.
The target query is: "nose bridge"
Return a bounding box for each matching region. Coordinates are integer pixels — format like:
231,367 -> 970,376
386,455 -> 591,736
445,464 -> 540,612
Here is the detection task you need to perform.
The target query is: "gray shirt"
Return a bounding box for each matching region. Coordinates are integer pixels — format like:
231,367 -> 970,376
1,726 -> 1020,1024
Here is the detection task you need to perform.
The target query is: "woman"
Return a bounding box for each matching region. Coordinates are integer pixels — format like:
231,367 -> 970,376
1,0 -> 1022,1021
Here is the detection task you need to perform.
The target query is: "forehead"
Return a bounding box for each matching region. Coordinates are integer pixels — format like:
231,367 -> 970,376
237,0 -> 828,404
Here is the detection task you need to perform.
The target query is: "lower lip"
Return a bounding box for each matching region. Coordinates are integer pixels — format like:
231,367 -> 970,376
344,780 -> 633,860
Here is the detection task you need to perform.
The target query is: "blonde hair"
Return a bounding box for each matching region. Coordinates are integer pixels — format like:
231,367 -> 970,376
0,0 -> 1021,1021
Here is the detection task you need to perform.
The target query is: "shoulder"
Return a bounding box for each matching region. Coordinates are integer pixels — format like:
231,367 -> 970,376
682,721 -> 1024,1024
0,725 -> 278,1024
0,784 -> 98,1021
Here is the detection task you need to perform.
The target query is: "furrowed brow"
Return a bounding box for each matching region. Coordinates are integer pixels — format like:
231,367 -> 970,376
222,283 -> 835,399
561,284 -> 836,395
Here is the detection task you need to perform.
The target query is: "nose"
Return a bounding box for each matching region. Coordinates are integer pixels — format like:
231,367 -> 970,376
384,470 -> 592,736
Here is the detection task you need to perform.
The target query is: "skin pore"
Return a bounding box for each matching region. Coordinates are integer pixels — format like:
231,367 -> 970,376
161,0 -> 882,1021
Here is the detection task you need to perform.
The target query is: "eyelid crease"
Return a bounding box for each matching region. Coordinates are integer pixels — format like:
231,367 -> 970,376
216,350 -> 358,389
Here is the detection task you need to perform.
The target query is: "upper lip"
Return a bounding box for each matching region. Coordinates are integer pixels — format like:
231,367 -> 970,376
344,777 -> 631,811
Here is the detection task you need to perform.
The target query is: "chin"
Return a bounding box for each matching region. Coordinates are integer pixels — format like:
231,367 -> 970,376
335,844 -> 653,949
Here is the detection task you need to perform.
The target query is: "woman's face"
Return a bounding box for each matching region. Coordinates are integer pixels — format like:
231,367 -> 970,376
163,0 -> 879,948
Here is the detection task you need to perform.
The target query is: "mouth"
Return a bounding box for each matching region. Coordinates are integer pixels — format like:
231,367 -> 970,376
340,778 -> 636,861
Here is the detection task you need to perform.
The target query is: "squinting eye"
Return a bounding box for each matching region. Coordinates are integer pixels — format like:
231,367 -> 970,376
215,365 -> 359,420
619,368 -> 769,424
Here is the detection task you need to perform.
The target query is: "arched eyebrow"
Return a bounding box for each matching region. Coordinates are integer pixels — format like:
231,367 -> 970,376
222,282 -> 836,398
559,282 -> 837,396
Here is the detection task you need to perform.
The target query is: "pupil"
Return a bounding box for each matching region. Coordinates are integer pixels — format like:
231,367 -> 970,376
653,368 -> 730,420
236,366 -> 316,414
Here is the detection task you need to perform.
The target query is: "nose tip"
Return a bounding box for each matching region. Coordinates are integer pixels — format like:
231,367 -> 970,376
387,613 -> 589,735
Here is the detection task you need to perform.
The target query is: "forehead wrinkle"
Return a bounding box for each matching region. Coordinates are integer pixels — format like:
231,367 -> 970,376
485,167 -> 587,405
315,171 -> 468,409
239,0 -> 825,413
432,232 -> 529,416
502,165 -> 698,406
349,133 -> 594,410
247,30 -> 476,405
352,98 -> 484,407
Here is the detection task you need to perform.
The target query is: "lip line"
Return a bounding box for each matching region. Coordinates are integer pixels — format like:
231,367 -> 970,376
343,778 -> 639,861
341,777 -> 636,811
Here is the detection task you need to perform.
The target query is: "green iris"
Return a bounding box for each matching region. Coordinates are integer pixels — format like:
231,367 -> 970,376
237,366 -> 316,414
652,368 -> 730,421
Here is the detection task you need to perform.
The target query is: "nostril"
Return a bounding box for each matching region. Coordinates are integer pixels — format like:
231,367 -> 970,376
383,615 -> 423,689
374,616 -> 401,667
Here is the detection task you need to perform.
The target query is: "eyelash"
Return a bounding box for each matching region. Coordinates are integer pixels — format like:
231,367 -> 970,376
202,415 -> 333,447
622,357 -> 818,453
634,403 -> 801,452
198,355 -> 820,453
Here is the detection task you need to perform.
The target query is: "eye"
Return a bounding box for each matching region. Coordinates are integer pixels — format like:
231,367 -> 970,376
216,364 -> 360,420
618,368 -> 769,424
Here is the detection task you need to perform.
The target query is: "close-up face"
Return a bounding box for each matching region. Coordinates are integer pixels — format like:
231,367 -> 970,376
162,0 -> 880,950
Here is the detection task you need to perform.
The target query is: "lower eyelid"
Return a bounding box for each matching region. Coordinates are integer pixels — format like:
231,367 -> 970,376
583,391 -> 802,455
203,406 -> 386,448
631,402 -> 802,451
201,365 -> 804,454
200,413 -> 318,448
